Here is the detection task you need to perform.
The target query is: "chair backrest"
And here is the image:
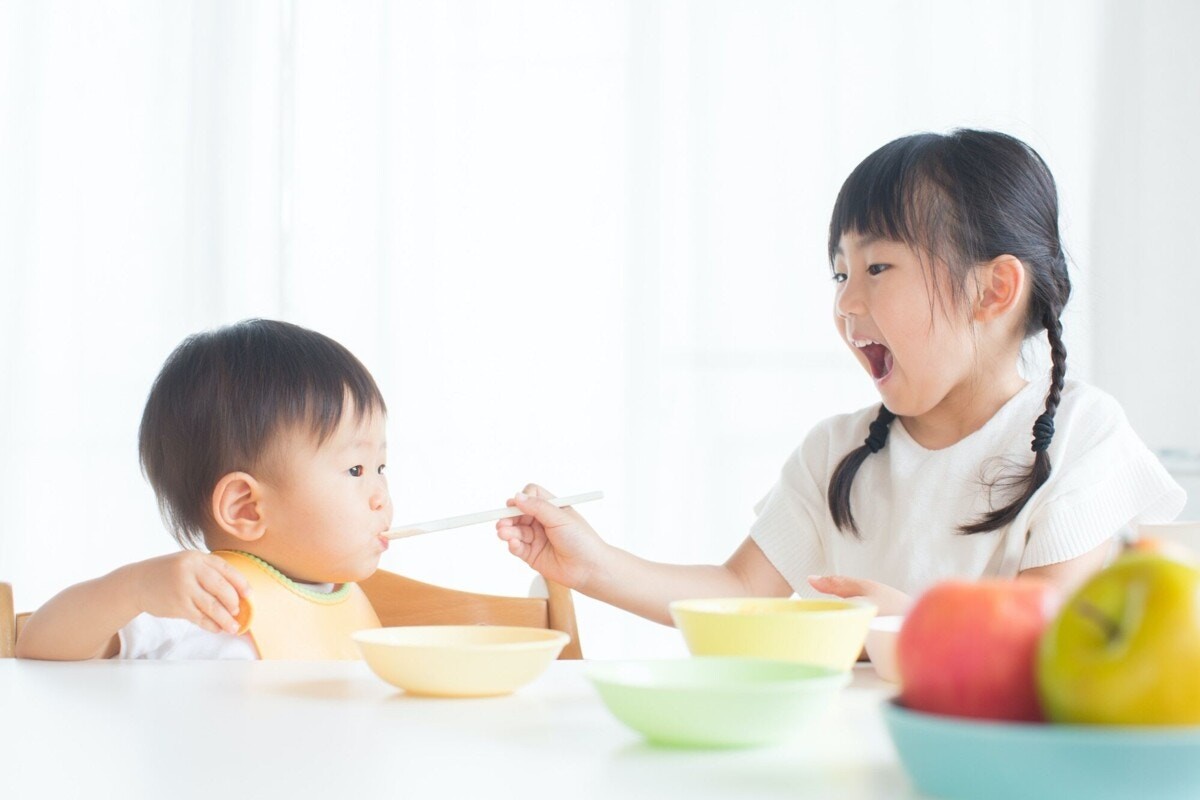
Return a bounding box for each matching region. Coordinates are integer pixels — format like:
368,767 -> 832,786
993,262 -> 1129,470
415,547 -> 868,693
1,583 -> 14,658
358,570 -> 582,659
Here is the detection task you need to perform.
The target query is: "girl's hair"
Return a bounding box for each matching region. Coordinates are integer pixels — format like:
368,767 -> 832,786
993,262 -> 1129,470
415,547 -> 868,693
825,129 -> 1071,537
139,319 -> 386,548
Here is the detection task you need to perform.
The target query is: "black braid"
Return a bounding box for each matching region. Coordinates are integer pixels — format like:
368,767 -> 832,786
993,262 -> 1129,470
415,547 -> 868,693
959,309 -> 1066,534
828,405 -> 896,537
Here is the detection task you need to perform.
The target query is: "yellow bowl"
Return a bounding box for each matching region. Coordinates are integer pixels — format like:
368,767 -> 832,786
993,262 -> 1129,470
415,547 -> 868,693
670,598 -> 876,671
353,626 -> 570,697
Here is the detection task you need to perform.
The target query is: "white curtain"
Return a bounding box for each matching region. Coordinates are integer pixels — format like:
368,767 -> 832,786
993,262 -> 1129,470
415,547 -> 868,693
3,0 -> 1195,657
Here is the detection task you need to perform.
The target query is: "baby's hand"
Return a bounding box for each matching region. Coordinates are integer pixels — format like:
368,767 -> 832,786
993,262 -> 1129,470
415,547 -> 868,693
127,552 -> 252,635
808,574 -> 911,617
496,483 -> 607,592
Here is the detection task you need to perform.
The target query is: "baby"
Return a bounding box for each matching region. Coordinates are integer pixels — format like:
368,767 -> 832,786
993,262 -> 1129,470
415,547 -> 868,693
16,319 -> 393,660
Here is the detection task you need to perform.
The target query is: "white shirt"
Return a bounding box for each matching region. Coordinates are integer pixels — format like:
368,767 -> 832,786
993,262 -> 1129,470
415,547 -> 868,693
117,614 -> 258,660
750,377 -> 1187,598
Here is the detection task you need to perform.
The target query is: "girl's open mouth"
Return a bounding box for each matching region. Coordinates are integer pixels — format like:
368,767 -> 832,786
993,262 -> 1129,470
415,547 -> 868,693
859,342 -> 894,382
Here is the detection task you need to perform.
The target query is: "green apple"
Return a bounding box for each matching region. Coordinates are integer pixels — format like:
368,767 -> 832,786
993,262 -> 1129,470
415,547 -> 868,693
1037,551 -> 1200,724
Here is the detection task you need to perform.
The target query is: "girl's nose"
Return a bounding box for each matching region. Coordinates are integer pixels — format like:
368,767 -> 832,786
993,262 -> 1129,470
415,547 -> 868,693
835,276 -> 865,318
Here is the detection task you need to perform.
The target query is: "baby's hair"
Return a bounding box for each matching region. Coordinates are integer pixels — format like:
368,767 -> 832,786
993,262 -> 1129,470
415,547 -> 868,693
138,319 -> 386,548
825,129 -> 1071,537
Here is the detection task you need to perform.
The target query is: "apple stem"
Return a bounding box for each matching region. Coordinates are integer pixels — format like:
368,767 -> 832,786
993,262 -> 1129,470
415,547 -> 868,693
1076,600 -> 1121,643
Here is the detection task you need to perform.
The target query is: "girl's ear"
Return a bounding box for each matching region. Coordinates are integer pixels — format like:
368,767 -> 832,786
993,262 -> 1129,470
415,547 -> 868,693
975,255 -> 1027,323
211,472 -> 268,543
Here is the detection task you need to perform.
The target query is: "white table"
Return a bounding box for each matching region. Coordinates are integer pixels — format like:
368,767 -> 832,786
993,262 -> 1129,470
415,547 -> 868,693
0,659 -> 918,799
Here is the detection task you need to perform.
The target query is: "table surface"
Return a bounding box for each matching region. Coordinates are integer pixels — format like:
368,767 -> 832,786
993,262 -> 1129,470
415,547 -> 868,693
1,658 -> 920,799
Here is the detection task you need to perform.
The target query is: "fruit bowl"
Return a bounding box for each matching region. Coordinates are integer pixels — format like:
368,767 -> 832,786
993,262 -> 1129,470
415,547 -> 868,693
353,626 -> 569,697
669,598 -> 875,671
587,657 -> 849,748
884,699 -> 1200,800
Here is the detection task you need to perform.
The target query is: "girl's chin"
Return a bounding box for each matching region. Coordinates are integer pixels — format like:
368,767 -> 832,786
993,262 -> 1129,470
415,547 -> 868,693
874,381 -> 925,418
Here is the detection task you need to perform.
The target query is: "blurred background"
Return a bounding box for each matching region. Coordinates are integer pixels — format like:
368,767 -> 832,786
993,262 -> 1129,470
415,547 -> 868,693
2,0 -> 1198,658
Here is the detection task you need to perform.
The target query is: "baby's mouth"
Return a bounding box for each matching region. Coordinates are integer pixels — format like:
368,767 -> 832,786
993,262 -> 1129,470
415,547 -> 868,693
855,341 -> 894,382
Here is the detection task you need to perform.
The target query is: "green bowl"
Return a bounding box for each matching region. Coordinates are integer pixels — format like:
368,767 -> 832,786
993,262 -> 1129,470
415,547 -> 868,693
885,699 -> 1200,800
587,657 -> 849,748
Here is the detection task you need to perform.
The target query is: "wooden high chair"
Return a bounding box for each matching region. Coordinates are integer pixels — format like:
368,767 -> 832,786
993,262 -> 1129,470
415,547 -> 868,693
359,570 -> 583,659
1,582 -> 21,658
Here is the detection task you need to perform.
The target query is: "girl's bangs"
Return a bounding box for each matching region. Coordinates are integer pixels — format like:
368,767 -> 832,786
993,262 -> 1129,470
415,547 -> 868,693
827,134 -> 948,264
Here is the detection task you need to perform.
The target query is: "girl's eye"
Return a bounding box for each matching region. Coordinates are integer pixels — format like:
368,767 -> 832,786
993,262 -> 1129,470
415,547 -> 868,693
377,464 -> 387,475
831,272 -> 847,284
867,263 -> 890,276
348,465 -> 364,477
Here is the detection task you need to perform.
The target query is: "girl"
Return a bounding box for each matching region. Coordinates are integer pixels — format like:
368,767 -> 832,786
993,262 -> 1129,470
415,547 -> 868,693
497,129 -> 1186,623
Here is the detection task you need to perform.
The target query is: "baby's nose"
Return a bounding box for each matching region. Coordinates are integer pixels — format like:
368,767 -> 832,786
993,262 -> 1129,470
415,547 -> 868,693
370,488 -> 389,512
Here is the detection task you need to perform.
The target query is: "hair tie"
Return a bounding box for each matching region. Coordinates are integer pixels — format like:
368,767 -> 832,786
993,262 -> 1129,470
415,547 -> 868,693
1031,412 -> 1055,453
865,416 -> 892,454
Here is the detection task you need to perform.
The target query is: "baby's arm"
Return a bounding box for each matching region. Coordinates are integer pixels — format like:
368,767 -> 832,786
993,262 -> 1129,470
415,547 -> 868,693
14,552 -> 251,661
497,485 -> 792,625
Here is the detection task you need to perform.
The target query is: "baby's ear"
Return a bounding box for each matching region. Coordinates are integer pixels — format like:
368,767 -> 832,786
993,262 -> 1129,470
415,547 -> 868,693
211,472 -> 267,543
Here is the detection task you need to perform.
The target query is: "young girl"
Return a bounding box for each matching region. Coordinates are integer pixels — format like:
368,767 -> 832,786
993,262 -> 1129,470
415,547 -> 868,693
497,129 -> 1186,623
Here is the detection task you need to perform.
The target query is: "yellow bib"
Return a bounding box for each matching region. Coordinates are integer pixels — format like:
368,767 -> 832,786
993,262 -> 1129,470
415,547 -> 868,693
212,550 -> 381,660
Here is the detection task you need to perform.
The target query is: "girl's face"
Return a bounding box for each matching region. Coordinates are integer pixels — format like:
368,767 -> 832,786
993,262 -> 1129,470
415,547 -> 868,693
831,231 -> 978,419
256,408 -> 394,584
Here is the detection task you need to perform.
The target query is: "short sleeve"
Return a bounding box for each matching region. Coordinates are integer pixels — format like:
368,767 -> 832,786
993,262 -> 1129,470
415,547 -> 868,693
117,613 -> 258,660
749,425 -> 831,593
1021,397 -> 1187,570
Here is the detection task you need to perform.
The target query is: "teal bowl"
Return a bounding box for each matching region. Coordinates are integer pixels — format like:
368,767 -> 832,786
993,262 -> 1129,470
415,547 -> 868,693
884,699 -> 1200,800
587,657 -> 849,748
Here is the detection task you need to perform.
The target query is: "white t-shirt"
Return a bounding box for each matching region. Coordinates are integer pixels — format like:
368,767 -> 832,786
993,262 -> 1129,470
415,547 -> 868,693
750,377 -> 1186,598
117,614 -> 258,660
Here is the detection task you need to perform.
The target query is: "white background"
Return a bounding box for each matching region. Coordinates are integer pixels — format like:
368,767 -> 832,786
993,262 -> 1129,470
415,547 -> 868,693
2,0 -> 1198,658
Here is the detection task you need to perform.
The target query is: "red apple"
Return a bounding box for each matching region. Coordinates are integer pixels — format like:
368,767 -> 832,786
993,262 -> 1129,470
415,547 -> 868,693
897,579 -> 1061,722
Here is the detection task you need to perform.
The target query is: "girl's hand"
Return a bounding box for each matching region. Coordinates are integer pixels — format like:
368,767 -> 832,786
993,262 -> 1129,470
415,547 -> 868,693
496,484 -> 608,592
126,552 -> 252,635
808,574 -> 912,616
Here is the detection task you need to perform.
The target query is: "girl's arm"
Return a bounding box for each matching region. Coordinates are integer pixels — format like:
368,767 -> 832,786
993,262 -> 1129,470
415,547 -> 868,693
807,575 -> 912,616
585,536 -> 793,625
1017,538 -> 1113,592
810,539 -> 1116,616
15,552 -> 251,661
497,486 -> 791,626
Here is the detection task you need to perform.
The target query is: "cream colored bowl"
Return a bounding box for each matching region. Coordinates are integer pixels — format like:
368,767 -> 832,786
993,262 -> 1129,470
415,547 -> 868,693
864,615 -> 904,683
353,626 -> 570,697
670,598 -> 876,671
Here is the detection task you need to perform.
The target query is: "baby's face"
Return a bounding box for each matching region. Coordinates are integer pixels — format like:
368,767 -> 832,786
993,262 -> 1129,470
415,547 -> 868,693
257,408 -> 393,584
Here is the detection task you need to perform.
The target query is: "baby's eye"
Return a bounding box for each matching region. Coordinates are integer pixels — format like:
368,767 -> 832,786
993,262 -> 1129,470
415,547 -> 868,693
867,263 -> 890,276
348,465 -> 364,477
377,464 -> 387,475
831,272 -> 847,284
